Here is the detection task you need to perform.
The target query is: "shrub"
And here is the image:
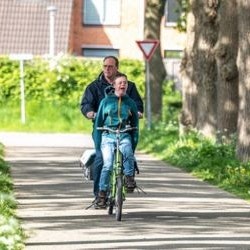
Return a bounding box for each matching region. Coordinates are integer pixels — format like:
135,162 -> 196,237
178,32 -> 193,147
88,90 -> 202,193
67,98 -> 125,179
0,144 -> 25,249
0,55 -> 145,106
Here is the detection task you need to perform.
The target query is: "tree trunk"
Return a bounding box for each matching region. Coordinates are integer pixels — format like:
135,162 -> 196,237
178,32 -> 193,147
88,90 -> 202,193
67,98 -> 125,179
180,2 -> 197,133
214,0 -> 239,143
236,0 -> 250,161
192,0 -> 219,138
144,0 -> 166,121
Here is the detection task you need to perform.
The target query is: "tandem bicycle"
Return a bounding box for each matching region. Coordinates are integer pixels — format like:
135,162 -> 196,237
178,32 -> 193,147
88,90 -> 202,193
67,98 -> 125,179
97,126 -> 137,221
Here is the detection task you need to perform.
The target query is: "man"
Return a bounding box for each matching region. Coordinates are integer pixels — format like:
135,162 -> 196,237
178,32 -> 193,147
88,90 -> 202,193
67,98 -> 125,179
80,56 -> 143,204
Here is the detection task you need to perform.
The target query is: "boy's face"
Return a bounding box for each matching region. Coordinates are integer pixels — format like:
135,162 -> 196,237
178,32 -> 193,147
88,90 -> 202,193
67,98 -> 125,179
113,76 -> 128,97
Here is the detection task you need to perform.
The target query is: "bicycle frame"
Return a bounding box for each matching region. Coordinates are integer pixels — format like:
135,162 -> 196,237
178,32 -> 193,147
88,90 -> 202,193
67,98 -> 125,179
97,126 -> 137,221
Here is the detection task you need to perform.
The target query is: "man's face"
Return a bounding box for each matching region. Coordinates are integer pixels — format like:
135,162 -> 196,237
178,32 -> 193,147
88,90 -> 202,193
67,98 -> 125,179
103,58 -> 118,82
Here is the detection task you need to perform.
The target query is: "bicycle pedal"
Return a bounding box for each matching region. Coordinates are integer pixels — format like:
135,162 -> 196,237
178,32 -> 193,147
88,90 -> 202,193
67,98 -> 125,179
94,201 -> 107,209
126,187 -> 135,193
134,185 -> 147,194
95,205 -> 107,209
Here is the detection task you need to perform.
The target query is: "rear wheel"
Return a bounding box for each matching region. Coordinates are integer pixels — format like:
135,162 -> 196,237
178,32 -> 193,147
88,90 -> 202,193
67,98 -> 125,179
115,176 -> 123,221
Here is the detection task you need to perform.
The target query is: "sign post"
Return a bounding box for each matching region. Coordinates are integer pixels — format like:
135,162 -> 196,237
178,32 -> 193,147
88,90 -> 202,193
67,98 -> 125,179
136,40 -> 159,129
9,53 -> 33,124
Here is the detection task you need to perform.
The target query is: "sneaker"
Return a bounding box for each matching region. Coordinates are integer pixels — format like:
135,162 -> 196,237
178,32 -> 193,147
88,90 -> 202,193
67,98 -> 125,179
92,197 -> 100,209
125,176 -> 136,192
96,190 -> 107,208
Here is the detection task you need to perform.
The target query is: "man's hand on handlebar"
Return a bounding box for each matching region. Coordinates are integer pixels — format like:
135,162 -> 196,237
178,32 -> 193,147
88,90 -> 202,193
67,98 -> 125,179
86,111 -> 96,120
138,112 -> 143,119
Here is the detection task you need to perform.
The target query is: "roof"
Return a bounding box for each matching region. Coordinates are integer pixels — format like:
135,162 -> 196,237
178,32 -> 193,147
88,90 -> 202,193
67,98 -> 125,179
0,0 -> 73,56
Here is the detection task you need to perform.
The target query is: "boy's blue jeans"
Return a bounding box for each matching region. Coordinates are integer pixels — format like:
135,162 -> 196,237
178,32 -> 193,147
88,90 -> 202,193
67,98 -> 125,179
99,134 -> 134,192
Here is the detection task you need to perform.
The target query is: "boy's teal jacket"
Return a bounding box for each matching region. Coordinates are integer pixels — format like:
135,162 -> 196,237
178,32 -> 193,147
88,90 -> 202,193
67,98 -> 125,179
93,94 -> 139,151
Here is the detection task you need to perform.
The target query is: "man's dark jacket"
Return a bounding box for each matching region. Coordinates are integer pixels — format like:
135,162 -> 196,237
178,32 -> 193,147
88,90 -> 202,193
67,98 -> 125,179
80,72 -> 144,118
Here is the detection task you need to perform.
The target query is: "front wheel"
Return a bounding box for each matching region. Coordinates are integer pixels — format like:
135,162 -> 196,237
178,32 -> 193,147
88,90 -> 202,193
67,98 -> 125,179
115,176 -> 123,221
108,198 -> 114,215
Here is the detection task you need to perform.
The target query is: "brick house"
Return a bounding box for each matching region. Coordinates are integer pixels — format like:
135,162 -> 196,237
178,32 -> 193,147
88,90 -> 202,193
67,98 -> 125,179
0,0 -> 185,61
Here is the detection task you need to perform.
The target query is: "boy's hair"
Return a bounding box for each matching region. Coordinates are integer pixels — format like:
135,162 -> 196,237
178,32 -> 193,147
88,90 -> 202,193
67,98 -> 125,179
113,73 -> 127,82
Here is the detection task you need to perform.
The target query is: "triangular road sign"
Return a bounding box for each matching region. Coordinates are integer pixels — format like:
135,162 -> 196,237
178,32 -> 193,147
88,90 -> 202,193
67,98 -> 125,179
136,40 -> 159,61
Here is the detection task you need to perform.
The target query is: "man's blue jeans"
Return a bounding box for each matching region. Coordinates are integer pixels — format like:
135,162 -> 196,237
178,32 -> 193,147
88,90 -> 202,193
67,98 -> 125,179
93,149 -> 103,197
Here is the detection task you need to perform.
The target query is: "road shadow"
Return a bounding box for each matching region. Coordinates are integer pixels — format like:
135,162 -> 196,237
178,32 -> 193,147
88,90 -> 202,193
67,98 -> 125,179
6,146 -> 250,249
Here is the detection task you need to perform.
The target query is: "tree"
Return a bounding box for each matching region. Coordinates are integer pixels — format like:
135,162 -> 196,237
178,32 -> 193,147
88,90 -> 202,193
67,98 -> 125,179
144,0 -> 167,120
193,0 -> 219,137
180,1 -> 197,130
236,0 -> 250,161
181,0 -> 250,161
214,0 -> 239,143
180,0 -> 220,138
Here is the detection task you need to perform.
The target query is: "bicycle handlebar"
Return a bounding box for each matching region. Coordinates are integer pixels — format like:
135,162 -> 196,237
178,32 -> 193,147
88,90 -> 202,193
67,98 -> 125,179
97,126 -> 137,133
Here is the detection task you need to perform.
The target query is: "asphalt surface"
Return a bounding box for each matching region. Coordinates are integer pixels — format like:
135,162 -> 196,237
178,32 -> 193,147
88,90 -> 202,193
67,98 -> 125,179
1,132 -> 250,250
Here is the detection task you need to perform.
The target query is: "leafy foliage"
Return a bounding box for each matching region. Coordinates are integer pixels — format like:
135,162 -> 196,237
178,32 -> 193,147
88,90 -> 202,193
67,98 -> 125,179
162,80 -> 182,123
176,0 -> 189,32
0,55 -> 145,106
0,145 -> 25,249
0,56 -> 145,132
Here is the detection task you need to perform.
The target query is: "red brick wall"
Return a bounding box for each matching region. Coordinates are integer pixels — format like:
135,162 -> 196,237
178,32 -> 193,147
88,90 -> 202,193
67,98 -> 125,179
68,0 -> 185,59
69,0 -> 113,56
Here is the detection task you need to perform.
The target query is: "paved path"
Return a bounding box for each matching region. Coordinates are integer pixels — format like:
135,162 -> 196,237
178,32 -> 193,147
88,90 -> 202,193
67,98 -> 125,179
1,132 -> 250,250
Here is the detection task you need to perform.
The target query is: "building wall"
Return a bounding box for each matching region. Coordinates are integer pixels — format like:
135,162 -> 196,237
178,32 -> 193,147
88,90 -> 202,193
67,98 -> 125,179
69,0 -> 185,60
161,22 -> 186,52
106,0 -> 144,59
69,0 -> 145,59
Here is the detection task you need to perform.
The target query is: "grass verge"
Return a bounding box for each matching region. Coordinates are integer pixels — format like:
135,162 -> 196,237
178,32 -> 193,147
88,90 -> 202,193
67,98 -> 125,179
138,122 -> 250,201
0,143 -> 25,250
0,101 -> 92,133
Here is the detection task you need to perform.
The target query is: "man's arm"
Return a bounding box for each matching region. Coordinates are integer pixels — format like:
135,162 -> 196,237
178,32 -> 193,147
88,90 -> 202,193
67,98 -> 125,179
127,82 -> 144,115
129,100 -> 139,152
80,85 -> 96,119
93,100 -> 105,150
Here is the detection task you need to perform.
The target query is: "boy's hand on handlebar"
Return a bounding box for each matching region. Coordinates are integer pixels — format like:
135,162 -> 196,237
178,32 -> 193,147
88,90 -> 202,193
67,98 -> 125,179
97,126 -> 137,133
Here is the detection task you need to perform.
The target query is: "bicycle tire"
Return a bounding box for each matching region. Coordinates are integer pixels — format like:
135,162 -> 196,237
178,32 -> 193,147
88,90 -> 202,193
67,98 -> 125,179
115,176 -> 123,221
108,198 -> 114,215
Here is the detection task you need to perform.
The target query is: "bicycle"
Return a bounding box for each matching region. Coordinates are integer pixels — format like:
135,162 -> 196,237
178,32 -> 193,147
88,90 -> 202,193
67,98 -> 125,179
97,126 -> 137,221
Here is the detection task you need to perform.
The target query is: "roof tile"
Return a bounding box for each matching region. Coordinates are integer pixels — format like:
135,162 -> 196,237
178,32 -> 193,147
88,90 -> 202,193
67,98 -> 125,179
0,0 -> 73,56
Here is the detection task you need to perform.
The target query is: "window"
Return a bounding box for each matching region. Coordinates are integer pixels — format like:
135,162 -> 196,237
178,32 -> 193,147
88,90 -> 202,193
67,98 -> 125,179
165,0 -> 181,26
82,48 -> 119,58
164,50 -> 183,59
83,0 -> 121,25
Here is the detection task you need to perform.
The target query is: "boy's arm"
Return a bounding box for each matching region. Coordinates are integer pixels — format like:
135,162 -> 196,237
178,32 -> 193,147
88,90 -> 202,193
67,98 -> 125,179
127,82 -> 144,114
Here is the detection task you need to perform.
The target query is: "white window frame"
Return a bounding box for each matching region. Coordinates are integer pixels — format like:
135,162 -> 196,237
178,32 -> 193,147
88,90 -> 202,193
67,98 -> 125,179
83,0 -> 121,25
82,47 -> 119,58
